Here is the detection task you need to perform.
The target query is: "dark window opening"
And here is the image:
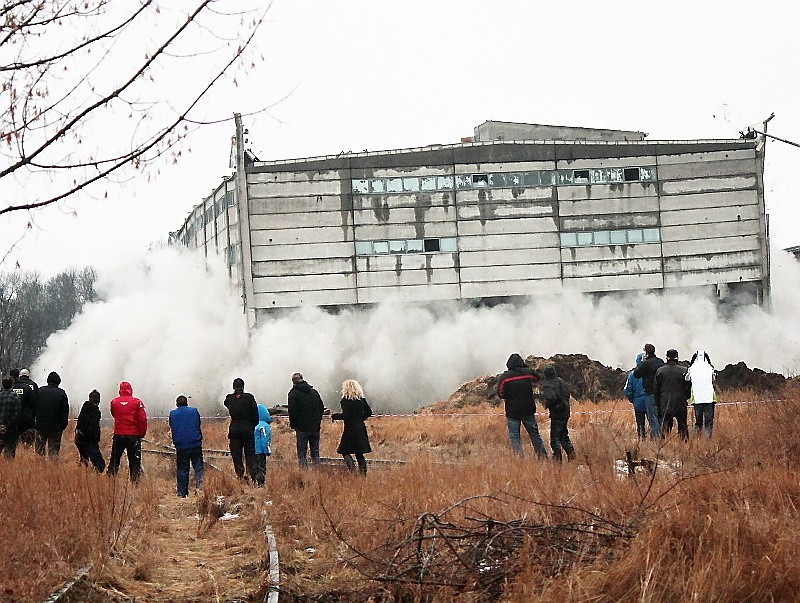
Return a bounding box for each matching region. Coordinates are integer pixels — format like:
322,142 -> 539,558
573,170 -> 590,183
623,167 -> 640,182
424,238 -> 440,252
472,174 -> 489,187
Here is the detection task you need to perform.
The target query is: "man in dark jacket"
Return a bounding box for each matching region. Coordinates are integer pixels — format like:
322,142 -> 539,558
497,354 -> 547,458
541,365 -> 576,462
0,377 -> 21,459
169,395 -> 204,497
34,371 -> 70,457
75,389 -> 105,472
287,372 -> 325,469
654,349 -> 691,441
224,378 -> 259,481
633,343 -> 665,439
10,367 -> 37,451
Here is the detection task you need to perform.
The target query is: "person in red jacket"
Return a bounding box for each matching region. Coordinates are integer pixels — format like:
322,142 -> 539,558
108,381 -> 148,482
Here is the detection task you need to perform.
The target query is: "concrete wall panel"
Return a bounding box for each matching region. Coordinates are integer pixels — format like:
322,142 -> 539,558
249,170 -> 341,184
461,278 -> 563,297
357,283 -> 461,303
251,226 -> 353,245
457,202 -> 555,221
250,212 -> 350,230
458,217 -> 558,236
661,235 -> 760,257
354,222 -> 457,240
560,213 -> 659,230
562,258 -> 663,278
460,248 -> 562,267
356,269 -> 460,288
252,242 -> 353,261
660,205 -> 760,227
454,160 -> 555,173
353,206 -> 456,226
356,254 -> 458,272
248,179 -> 342,197
660,220 -> 760,242
657,149 -> 755,165
457,232 -> 561,251
663,250 -> 761,273
252,257 -> 353,278
353,192 -> 455,211
253,289 -> 358,308
556,156 -> 657,170
659,189 -> 759,211
460,263 -> 561,282
456,188 -> 555,203
556,182 -> 657,201
249,195 -> 345,215
563,272 -> 664,292
657,158 -> 758,180
253,273 -> 355,294
558,196 -> 660,216
660,175 -> 756,195
560,243 -> 662,263
664,266 -> 762,288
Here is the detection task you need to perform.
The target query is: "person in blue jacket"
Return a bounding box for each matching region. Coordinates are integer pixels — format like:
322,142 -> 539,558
253,404 -> 273,488
624,353 -> 649,440
168,395 -> 204,497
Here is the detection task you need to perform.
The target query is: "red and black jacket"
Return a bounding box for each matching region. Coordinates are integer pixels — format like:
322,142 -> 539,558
497,354 -> 541,419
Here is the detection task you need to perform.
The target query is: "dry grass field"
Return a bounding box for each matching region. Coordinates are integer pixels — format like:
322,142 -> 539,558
2,384 -> 800,602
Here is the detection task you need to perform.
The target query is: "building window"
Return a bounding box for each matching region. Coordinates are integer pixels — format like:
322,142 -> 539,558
456,175 -> 472,189
386,178 -> 403,193
573,170 -> 590,184
225,190 -> 236,207
424,238 -> 441,252
560,232 -> 578,247
488,173 -> 505,187
373,241 -> 390,254
643,228 -> 660,242
389,240 -> 406,253
353,179 -> 369,194
439,237 -> 458,252
370,179 -> 386,193
407,239 -> 424,252
609,230 -> 627,245
355,237 -> 456,255
403,177 -> 420,192
437,175 -> 454,190
355,241 -> 373,255
420,176 -> 437,191
623,167 -> 641,182
560,228 -> 661,248
593,230 -> 611,245
471,174 -> 489,188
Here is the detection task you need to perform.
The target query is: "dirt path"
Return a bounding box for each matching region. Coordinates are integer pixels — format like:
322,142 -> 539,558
83,460 -> 272,602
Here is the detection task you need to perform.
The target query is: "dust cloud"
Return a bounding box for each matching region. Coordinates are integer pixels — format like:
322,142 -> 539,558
32,247 -> 800,416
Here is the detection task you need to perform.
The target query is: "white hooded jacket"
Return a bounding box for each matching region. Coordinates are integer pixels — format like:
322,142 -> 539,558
686,349 -> 716,405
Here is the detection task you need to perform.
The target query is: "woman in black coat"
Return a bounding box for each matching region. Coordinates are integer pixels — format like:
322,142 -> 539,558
331,379 -> 372,475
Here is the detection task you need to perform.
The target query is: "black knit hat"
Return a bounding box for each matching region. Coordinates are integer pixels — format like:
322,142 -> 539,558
47,371 -> 61,385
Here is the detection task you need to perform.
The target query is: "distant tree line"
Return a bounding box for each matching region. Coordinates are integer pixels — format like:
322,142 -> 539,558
0,268 -> 97,374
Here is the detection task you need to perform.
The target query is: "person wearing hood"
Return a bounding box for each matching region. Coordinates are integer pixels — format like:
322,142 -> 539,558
0,377 -> 21,459
654,349 -> 691,441
169,395 -> 204,497
253,403 -> 273,487
75,389 -> 105,472
10,367 -> 37,449
287,372 -> 325,468
497,354 -> 547,458
108,381 -> 148,482
332,379 -> 373,475
624,353 -> 649,440
686,350 -> 716,437
34,371 -> 70,457
633,343 -> 665,438
541,365 -> 575,462
224,378 -> 259,482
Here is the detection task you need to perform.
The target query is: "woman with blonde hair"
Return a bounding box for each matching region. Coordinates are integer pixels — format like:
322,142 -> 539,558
331,379 -> 372,475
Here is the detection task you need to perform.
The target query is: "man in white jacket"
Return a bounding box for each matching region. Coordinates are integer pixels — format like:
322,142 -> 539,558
686,350 -> 716,437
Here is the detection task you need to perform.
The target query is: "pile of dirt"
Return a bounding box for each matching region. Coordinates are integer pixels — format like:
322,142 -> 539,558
431,354 -> 790,412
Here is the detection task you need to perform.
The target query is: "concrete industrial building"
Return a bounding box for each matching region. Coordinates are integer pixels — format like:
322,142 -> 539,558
171,117 -> 770,326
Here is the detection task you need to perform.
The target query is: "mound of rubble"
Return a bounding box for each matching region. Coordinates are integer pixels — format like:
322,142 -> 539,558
431,354 -> 789,412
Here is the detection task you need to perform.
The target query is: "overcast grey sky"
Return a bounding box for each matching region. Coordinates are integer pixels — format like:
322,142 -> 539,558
4,0 -> 799,274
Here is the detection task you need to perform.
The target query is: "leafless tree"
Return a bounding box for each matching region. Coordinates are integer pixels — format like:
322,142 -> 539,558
0,0 -> 268,220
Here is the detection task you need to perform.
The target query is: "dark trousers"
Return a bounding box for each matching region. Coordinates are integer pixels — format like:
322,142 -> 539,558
549,413 -> 575,462
295,430 -> 321,469
634,409 -> 647,440
662,406 -> 689,441
35,430 -> 63,457
76,437 -> 106,472
108,434 -> 143,481
0,427 -> 17,459
254,453 -> 267,487
176,446 -> 204,496
343,453 -> 367,475
693,403 -> 715,437
229,433 -> 257,481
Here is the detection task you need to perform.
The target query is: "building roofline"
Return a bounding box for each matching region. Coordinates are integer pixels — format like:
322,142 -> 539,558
250,138 -> 756,169
474,119 -> 646,136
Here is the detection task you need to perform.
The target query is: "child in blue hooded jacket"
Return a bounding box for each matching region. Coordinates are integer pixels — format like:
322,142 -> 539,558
253,404 -> 273,487
624,353 -> 649,440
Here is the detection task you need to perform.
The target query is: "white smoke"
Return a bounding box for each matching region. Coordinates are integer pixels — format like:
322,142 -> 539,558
32,247 -> 800,416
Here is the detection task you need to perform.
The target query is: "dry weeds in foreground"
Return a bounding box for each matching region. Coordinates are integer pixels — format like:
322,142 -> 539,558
2,391 -> 798,602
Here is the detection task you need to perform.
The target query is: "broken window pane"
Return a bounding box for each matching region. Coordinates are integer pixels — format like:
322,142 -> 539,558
573,170 -> 590,184
472,174 -> 489,187
590,168 -> 608,184
424,238 -> 441,252
370,179 -> 386,193
456,175 -> 472,189
557,170 -> 573,185
623,167 -> 641,182
386,178 -> 403,193
640,166 -> 657,181
488,173 -> 506,187
507,173 -> 524,187
353,179 -> 369,194
355,241 -> 372,255
437,175 -> 454,190
608,167 -> 624,183
373,241 -> 389,254
420,176 -> 436,191
439,237 -> 458,252
560,232 -> 578,247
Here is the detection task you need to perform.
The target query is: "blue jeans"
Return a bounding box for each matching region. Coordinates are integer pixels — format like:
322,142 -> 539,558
506,416 -> 547,458
693,403 -> 715,438
176,446 -> 204,497
644,394 -> 662,439
295,430 -> 321,469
